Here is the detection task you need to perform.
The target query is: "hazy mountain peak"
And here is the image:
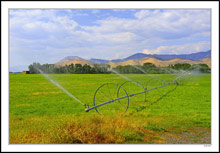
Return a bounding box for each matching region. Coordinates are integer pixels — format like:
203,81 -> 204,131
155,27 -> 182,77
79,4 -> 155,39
56,50 -> 211,66
58,56 -> 83,63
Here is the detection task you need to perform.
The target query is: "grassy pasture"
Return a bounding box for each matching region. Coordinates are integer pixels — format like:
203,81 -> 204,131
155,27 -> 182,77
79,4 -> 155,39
9,73 -> 211,144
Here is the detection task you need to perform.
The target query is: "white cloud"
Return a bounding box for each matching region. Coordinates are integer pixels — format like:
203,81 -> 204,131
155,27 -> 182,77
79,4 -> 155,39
85,10 -> 210,39
91,9 -> 100,14
134,10 -> 160,19
9,9 -> 211,71
103,32 -> 138,43
74,12 -> 88,16
10,9 -> 43,17
53,16 -> 78,30
10,10 -> 79,40
142,41 -> 211,55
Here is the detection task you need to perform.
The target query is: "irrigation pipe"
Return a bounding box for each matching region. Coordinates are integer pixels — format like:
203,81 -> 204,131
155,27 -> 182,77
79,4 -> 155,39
85,71 -> 188,112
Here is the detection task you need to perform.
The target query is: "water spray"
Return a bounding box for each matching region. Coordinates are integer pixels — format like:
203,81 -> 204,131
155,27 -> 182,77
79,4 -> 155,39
85,74 -> 184,116
83,64 -> 191,116
37,65 -> 191,117
37,68 -> 85,106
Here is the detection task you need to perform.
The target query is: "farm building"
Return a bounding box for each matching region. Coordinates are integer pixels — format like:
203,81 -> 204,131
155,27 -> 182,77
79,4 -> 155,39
22,70 -> 30,74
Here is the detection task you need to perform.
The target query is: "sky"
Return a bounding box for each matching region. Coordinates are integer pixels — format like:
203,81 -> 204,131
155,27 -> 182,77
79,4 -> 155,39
9,9 -> 211,72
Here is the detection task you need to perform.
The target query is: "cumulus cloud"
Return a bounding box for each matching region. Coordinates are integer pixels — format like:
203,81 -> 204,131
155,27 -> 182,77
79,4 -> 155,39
10,9 -> 210,46
9,9 -> 211,71
142,41 -> 211,55
134,10 -> 160,19
10,10 -> 78,36
82,9 -> 210,39
91,9 -> 100,14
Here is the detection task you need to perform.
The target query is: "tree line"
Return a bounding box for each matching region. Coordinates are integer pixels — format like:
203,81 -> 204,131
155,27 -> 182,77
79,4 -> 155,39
112,63 -> 211,74
28,62 -> 110,74
28,62 -> 210,74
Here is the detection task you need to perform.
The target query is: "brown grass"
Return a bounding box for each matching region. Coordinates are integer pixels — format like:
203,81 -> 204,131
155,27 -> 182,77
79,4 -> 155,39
14,104 -> 31,107
10,129 -> 50,144
51,116 -> 139,144
31,91 -> 62,95
10,114 -> 166,144
9,115 -> 210,144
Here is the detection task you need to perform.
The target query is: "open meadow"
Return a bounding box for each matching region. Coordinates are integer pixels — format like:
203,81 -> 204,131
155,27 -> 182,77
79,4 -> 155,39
9,73 -> 211,144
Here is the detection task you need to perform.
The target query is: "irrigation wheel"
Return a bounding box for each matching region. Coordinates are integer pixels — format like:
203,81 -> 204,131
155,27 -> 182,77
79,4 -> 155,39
93,83 -> 129,117
118,81 -> 146,109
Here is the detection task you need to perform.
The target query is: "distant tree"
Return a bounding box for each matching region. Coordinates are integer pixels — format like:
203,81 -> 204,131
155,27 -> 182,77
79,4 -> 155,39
54,67 -> 60,73
190,64 -> 210,73
68,64 -> 75,73
181,63 -> 191,70
114,65 -> 122,73
29,61 -> 193,74
90,67 -> 96,74
82,64 -> 91,74
168,64 -> 174,69
30,62 -> 41,73
28,64 -> 35,74
75,64 -> 82,73
59,66 -> 65,73
173,63 -> 182,70
143,62 -> 156,68
173,63 -> 191,70
93,63 -> 110,74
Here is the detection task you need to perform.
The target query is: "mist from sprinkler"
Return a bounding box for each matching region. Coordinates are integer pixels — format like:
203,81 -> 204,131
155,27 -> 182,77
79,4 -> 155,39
107,68 -> 141,86
85,63 -> 195,116
37,68 -> 85,106
35,62 -> 195,116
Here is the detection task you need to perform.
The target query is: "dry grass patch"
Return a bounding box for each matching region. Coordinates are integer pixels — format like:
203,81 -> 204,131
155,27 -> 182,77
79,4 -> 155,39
31,91 -> 62,95
14,104 -> 31,107
162,127 -> 211,144
50,115 -> 166,144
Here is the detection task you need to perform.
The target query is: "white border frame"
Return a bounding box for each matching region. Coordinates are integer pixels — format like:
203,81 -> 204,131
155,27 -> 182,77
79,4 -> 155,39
2,1 -> 219,152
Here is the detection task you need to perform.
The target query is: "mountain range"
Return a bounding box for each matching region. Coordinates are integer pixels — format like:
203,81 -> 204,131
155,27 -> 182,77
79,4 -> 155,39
92,50 -> 211,63
55,50 -> 211,68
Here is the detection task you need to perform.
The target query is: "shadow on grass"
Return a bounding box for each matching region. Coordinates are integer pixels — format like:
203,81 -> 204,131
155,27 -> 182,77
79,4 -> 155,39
135,83 -> 179,112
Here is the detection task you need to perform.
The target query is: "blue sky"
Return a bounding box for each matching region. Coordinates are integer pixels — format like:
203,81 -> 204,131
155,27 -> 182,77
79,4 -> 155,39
9,9 -> 211,72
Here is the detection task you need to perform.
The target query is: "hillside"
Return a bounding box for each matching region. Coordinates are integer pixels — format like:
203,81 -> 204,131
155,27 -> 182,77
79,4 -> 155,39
108,57 -> 211,68
199,57 -> 211,67
111,50 -> 211,63
55,59 -> 93,67
58,56 -> 84,63
55,50 -> 211,68
56,56 -> 211,68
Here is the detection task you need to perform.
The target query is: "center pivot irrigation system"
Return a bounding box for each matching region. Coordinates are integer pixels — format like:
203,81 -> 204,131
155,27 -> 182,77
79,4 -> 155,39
83,71 -> 190,116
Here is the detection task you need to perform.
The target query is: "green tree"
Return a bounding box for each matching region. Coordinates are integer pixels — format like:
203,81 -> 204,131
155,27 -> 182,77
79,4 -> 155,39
68,64 -> 75,73
143,62 -> 156,68
173,63 -> 191,70
28,64 -> 35,74
75,64 -> 82,73
190,64 -> 210,73
82,64 -> 91,74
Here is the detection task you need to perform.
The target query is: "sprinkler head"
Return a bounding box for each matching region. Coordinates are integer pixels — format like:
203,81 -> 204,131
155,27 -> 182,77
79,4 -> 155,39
84,104 -> 89,112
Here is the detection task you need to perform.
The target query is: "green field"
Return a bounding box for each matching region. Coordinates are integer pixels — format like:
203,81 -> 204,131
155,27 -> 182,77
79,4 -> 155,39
9,73 -> 211,144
